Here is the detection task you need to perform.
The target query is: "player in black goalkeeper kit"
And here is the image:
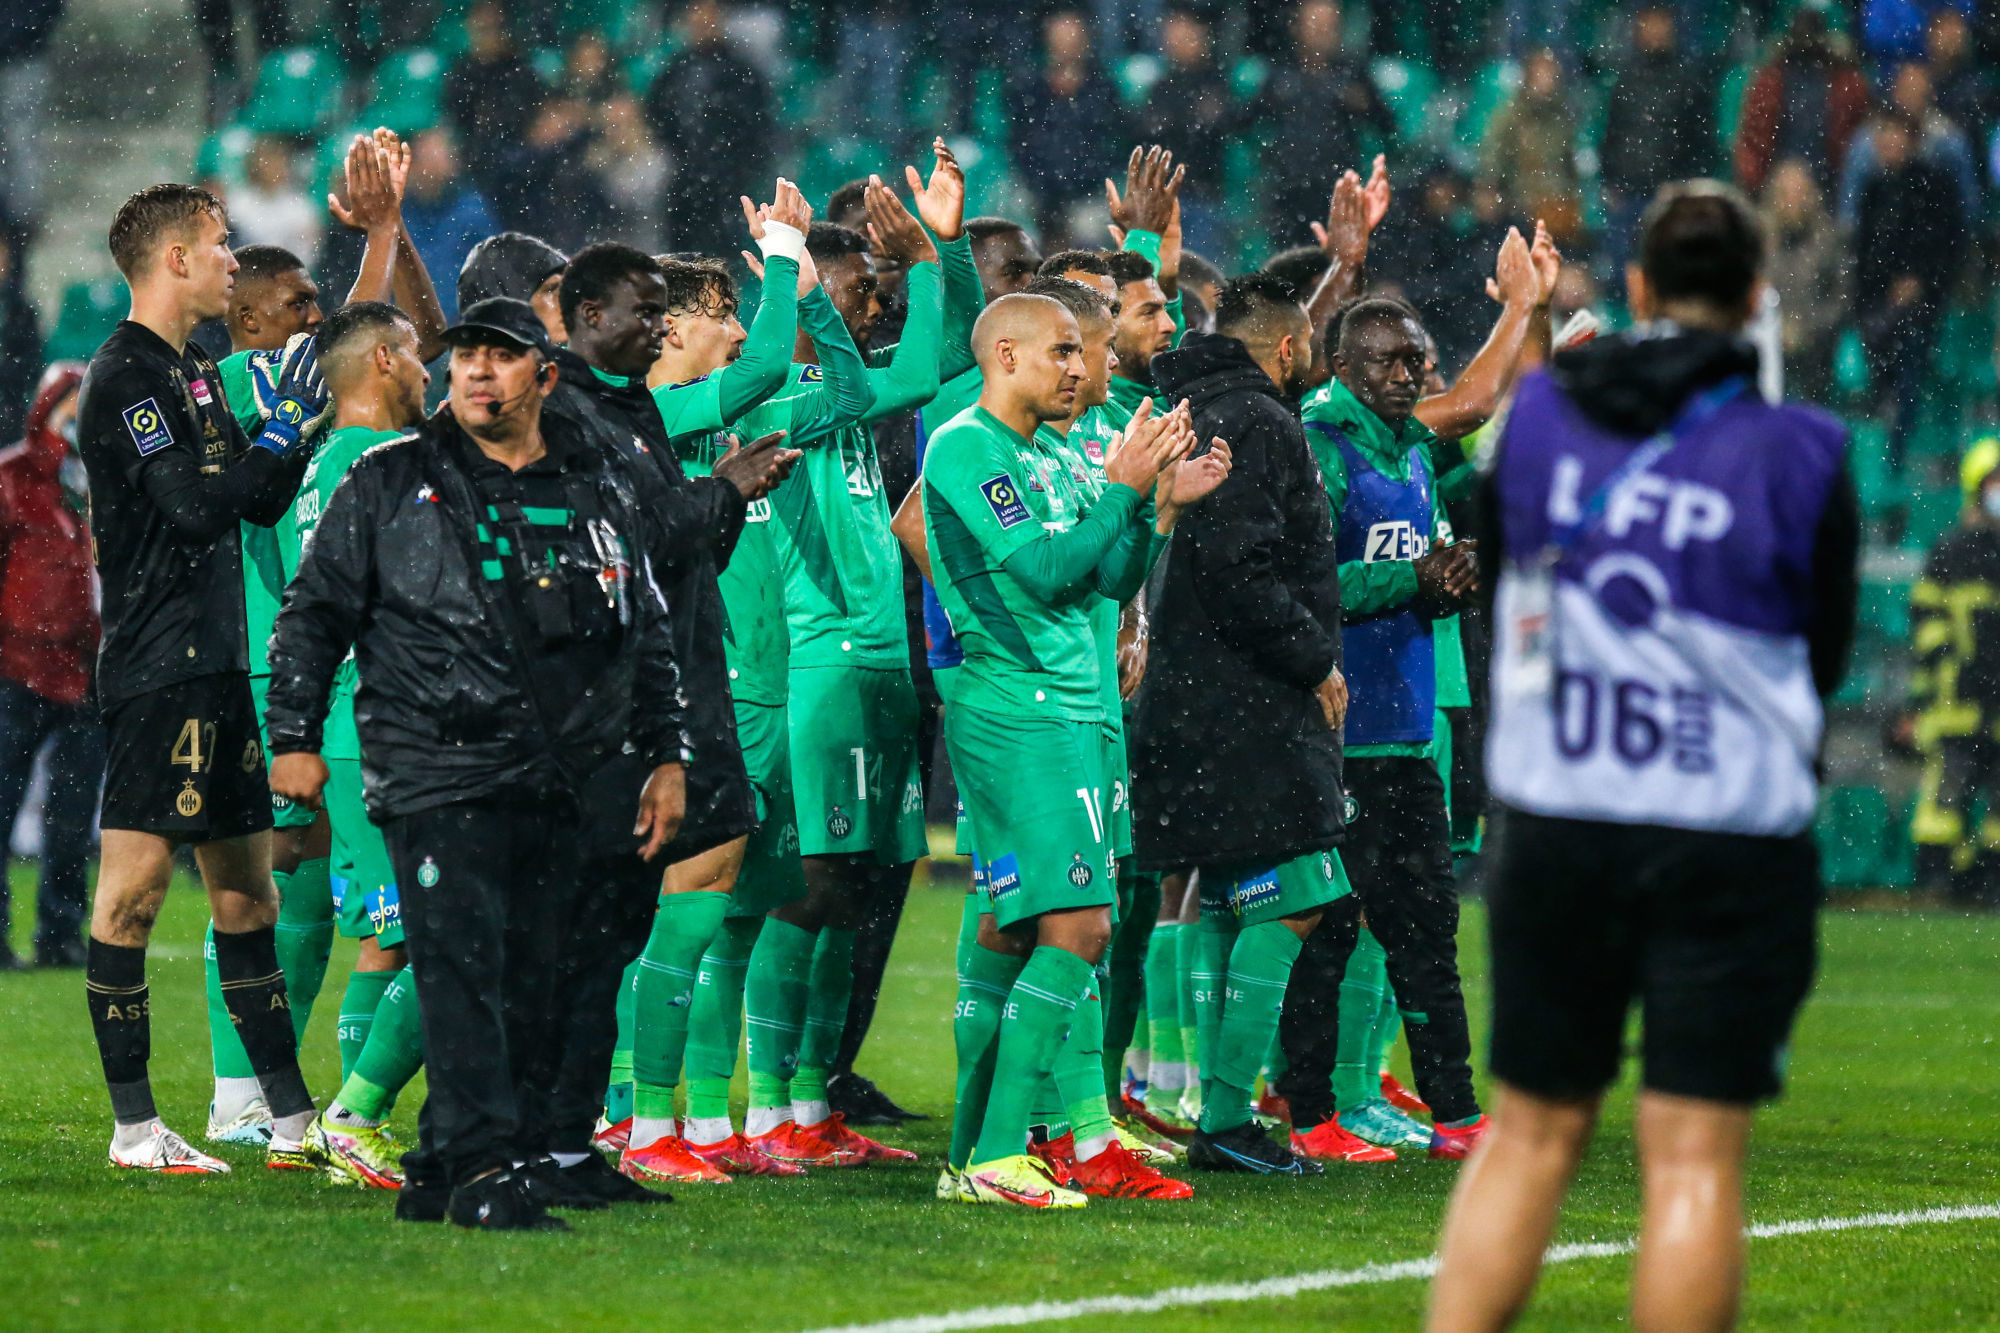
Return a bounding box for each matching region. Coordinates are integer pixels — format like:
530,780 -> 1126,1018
76,185 -> 325,1176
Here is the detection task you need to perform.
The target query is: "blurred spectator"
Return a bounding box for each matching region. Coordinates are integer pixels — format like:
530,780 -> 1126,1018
329,0 -> 442,93
1926,8 -> 1996,167
1478,48 -> 1583,242
1734,7 -> 1872,197
1369,162 -> 1497,370
401,127 -> 500,320
0,228 -> 40,446
838,1 -> 914,150
1500,0 -> 1576,67
1248,0 -> 1398,249
929,4 -> 1035,135
443,0 -> 543,194
1135,4 -> 1240,255
1853,112 -> 1964,469
593,97 -> 669,254
1763,158 -> 1848,404
490,32 -> 622,250
643,0 -> 774,258
0,0 -> 61,226
1838,61 -> 1979,227
1009,8 -> 1128,246
191,0 -> 287,122
1599,5 -> 1716,266
1861,0 -> 1962,68
0,363 -> 102,970
227,136 -> 322,269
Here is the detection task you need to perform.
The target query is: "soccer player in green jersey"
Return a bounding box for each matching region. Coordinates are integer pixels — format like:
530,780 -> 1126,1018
269,301 -> 433,1188
923,292 -> 1230,1208
205,132 -> 445,1147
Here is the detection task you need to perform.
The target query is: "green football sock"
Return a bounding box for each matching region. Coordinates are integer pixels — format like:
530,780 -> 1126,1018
1202,920 -> 1304,1134
273,858 -> 334,1046
1055,969 -> 1116,1158
1192,913 -> 1232,1117
204,925 -> 255,1080
1101,871 -> 1157,1103
1144,923 -> 1186,1107
336,966 -> 422,1122
606,958 -> 638,1123
1176,917 -> 1203,1084
949,896 -> 1024,1170
792,925 -> 855,1116
631,891 -> 729,1120
334,967 -> 396,1083
1332,928 -> 1390,1111
686,915 -> 760,1121
745,916 -> 816,1125
971,945 -> 1094,1166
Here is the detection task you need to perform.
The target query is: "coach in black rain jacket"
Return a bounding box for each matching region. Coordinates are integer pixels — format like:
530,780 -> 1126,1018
1130,329 -> 1347,871
262,405 -> 690,819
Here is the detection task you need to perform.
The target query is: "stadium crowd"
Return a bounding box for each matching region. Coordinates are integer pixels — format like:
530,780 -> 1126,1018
0,0 -> 1949,1324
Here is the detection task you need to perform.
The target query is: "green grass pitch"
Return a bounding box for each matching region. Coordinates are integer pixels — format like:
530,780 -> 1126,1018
3,861 -> 1997,1331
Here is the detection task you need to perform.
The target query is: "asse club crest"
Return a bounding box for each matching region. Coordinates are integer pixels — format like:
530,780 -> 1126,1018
1067,853 -> 1093,889
826,805 -> 854,839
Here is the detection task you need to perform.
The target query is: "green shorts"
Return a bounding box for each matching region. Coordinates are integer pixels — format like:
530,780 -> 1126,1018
788,665 -> 927,864
729,699 -> 806,919
947,703 -> 1117,931
1197,847 -> 1350,929
249,674 -> 318,831
326,756 -> 403,946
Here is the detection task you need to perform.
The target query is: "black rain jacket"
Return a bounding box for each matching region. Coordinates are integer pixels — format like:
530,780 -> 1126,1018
1130,332 -> 1348,871
264,407 -> 689,822
543,347 -> 756,857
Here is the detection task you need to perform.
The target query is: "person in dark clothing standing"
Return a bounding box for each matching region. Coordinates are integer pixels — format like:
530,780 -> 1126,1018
1008,8 -> 1130,247
1248,0 -> 1398,250
1598,4 -> 1717,266
1854,112 -> 1964,471
1135,6 -> 1241,255
1136,275 -> 1357,1176
0,363 -> 102,970
532,242 -> 797,1194
267,297 -> 692,1231
1429,181 -> 1858,1333
441,1 -> 544,198
643,0 -> 775,258
76,184 -> 323,1176
1282,296 -> 1489,1161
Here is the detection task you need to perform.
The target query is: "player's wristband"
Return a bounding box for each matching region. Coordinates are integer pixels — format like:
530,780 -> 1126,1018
758,221 -> 807,264
252,418 -> 302,457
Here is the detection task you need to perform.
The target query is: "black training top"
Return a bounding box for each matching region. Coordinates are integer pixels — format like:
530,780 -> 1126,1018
76,320 -> 306,703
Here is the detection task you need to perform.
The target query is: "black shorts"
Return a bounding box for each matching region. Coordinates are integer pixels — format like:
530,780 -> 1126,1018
1485,805 -> 1820,1105
100,675 -> 274,842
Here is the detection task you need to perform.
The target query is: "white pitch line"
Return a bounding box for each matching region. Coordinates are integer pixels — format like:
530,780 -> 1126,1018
803,1202 -> 2000,1333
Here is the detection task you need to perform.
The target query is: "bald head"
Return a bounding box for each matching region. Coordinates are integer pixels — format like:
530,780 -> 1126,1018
973,293 -> 1085,426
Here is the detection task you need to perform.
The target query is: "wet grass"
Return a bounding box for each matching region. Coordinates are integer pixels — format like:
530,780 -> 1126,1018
1,864 -> 1996,1330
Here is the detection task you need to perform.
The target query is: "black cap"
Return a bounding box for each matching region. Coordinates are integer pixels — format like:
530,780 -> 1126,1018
440,297 -> 555,357
457,231 -> 569,311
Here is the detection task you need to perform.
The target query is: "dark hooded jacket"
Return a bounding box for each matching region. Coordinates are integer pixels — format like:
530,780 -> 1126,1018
0,363 -> 95,706
457,232 -> 569,313
1130,332 -> 1347,870
265,406 -> 689,822
542,345 -> 756,857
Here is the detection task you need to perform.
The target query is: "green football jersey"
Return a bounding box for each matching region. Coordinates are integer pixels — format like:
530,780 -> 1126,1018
285,425 -> 402,761
220,350 -> 287,678
774,411 -> 906,670
681,405 -> 792,707
923,405 -> 1105,721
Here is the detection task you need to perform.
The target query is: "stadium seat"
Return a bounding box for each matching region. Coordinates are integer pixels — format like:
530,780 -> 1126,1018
1904,484 -> 1961,551
1370,56 -> 1438,145
43,279 -> 127,363
1847,421 -> 1903,518
244,46 -> 347,136
194,122 -> 256,187
1114,54 -> 1162,109
795,135 -> 887,213
1715,62 -> 1753,159
1834,327 -> 1870,399
1815,784 -> 1891,887
1453,58 -> 1520,159
362,47 -> 445,134
1229,56 -> 1269,102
